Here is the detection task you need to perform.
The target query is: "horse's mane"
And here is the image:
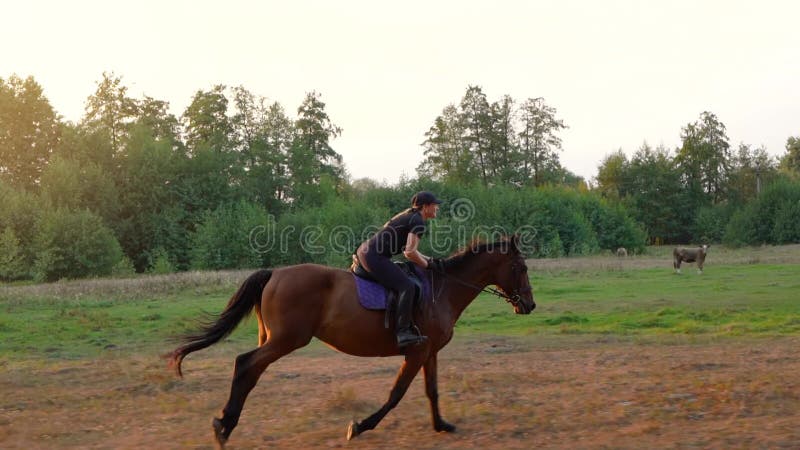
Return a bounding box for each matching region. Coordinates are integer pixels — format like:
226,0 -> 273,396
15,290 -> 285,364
443,236 -> 517,268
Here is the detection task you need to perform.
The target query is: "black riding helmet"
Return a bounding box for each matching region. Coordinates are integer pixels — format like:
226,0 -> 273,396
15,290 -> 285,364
411,191 -> 442,207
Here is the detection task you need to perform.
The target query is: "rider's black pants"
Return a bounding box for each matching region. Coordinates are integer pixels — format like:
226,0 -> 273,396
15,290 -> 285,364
356,244 -> 416,297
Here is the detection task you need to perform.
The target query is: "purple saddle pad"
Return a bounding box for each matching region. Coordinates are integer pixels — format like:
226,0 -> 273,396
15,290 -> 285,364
353,266 -> 431,310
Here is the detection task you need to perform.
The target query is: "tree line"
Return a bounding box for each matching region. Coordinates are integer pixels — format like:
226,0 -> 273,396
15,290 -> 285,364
419,85 -> 582,187
1,73 -> 346,280
1,73 -> 799,282
595,112 -> 800,245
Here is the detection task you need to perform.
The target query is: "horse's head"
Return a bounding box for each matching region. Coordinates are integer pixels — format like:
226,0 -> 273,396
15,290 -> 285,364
490,235 -> 536,315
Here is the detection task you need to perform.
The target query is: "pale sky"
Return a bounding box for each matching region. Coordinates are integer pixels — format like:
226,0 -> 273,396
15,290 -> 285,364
4,0 -> 799,184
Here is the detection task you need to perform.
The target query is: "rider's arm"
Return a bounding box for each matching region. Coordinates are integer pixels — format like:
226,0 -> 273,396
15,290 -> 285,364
403,233 -> 430,268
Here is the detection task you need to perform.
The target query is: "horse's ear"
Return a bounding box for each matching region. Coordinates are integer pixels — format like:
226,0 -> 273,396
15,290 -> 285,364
511,234 -> 521,253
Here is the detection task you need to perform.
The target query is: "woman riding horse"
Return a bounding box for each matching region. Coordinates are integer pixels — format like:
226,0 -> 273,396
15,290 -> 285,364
168,234 -> 535,448
355,191 -> 443,347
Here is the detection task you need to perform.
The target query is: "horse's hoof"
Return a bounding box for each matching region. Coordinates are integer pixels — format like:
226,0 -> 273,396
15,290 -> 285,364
212,418 -> 227,449
347,420 -> 360,440
435,420 -> 456,433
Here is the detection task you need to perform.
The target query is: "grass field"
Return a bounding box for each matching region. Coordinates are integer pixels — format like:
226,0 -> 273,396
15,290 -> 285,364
2,246 -> 799,360
2,245 -> 800,449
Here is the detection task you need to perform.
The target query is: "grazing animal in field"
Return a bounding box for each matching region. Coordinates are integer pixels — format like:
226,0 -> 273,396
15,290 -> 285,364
616,247 -> 628,257
673,245 -> 710,274
167,235 -> 535,448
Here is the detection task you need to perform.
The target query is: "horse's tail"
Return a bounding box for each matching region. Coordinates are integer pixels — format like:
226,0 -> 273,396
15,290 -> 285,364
167,269 -> 272,377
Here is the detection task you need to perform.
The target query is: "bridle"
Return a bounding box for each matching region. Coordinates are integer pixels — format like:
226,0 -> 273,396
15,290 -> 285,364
433,261 -> 532,309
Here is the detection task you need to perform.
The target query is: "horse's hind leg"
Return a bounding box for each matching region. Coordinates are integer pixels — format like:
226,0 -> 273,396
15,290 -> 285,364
213,335 -> 309,448
347,352 -> 426,440
254,303 -> 267,346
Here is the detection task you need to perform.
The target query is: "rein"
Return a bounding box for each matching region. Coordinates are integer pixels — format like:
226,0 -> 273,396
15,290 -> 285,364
433,268 -> 531,308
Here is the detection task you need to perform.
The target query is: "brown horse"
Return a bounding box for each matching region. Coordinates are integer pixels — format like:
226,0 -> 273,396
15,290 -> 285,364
167,235 -> 535,448
673,244 -> 710,274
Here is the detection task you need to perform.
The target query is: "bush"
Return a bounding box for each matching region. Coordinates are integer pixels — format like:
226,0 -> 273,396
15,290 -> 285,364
579,194 -> 647,253
520,188 -> 597,257
32,209 -> 123,281
0,227 -> 27,280
190,201 -> 273,270
272,195 -> 390,268
112,256 -> 137,277
724,179 -> 800,246
772,200 -> 800,244
723,207 -> 759,248
38,156 -> 119,222
0,181 -> 42,270
692,205 -> 731,243
147,247 -> 176,274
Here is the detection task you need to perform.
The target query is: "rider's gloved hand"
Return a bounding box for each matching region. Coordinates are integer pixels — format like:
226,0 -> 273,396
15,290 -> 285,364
427,257 -> 446,273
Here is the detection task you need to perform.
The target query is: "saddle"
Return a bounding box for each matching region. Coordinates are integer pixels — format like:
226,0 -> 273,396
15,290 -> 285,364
350,255 -> 423,329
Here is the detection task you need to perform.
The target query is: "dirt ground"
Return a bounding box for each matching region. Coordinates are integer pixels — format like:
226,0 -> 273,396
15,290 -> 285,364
2,336 -> 799,449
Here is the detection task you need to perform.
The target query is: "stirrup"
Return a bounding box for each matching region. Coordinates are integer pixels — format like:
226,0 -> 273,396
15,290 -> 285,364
397,327 -> 428,347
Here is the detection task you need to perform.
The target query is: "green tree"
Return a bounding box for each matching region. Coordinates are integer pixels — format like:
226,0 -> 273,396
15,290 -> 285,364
692,204 -> 731,243
231,87 -> 291,210
727,143 -> 777,205
289,91 -> 344,205
136,95 -> 182,146
578,195 -> 646,253
32,208 -> 123,281
231,86 -> 263,155
558,168 -> 588,190
82,72 -> 139,158
489,95 -> 521,184
0,75 -> 61,190
724,178 -> 800,246
772,198 -> 800,244
419,104 -> 473,184
517,97 -> 567,186
190,200 -> 270,270
260,102 -> 294,205
781,135 -> 800,175
526,188 -> 598,256
0,180 -> 42,268
57,121 -> 115,170
676,111 -> 731,205
112,124 -> 183,271
460,86 -> 493,185
182,85 -> 233,153
179,85 -> 238,224
419,88 -> 570,188
625,144 -> 689,244
38,156 -> 119,223
0,227 -> 27,280
147,247 -> 176,274
173,145 -> 236,216
595,149 -> 629,198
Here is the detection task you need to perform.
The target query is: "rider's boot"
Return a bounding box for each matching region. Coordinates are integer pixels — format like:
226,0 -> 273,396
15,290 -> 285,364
396,287 -> 427,348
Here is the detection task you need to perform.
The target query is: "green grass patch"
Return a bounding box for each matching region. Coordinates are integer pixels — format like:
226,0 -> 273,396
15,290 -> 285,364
0,290 -> 260,359
1,264 -> 799,359
457,264 -> 800,337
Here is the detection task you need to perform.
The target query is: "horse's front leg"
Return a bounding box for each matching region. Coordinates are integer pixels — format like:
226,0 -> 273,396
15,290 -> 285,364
423,352 -> 455,432
347,352 -> 426,440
